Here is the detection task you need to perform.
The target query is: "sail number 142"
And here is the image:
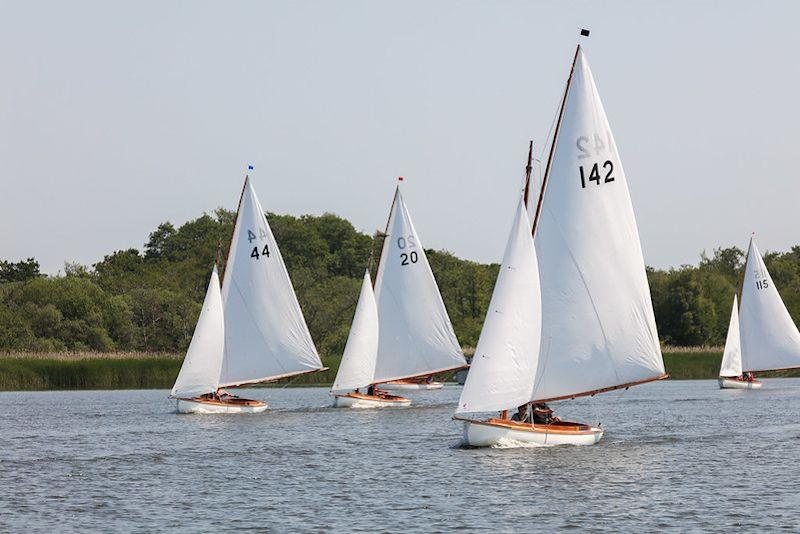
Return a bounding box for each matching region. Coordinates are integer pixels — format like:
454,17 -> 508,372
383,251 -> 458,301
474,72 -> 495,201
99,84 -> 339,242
579,161 -> 615,189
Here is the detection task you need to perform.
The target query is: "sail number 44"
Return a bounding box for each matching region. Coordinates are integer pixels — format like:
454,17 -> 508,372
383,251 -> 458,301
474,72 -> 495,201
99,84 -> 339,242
247,229 -> 270,260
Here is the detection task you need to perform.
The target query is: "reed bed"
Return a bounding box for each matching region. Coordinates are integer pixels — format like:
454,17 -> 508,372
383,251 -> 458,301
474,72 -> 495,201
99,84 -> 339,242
1,350 -> 798,391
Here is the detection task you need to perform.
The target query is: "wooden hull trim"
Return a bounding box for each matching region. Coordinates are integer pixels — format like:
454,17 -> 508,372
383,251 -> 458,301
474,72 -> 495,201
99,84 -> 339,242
718,377 -> 763,389
332,392 -> 411,408
382,380 -> 444,391
174,397 -> 269,414
454,416 -> 603,447
530,373 -> 669,404
372,364 -> 470,386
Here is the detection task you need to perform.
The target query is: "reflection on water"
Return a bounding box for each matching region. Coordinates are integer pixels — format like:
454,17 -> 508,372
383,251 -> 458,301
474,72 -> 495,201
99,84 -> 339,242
1,380 -> 799,531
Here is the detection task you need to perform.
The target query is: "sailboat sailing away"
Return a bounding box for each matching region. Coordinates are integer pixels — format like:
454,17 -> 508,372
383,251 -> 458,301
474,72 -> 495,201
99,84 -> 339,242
718,295 -> 761,389
722,237 -> 800,388
333,181 -> 467,407
171,176 -> 327,413
455,36 -> 667,446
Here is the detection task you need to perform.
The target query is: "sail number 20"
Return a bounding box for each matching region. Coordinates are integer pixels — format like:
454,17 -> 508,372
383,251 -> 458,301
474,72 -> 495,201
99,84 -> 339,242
579,161 -> 614,189
397,235 -> 419,266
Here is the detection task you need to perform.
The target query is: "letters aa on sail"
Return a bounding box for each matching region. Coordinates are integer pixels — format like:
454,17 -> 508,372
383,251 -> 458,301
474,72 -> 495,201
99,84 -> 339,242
219,177 -> 324,387
171,267 -> 225,398
719,295 -> 742,378
331,270 -> 379,393
456,199 -> 541,414
531,48 -> 665,402
372,187 -> 466,384
739,239 -> 800,373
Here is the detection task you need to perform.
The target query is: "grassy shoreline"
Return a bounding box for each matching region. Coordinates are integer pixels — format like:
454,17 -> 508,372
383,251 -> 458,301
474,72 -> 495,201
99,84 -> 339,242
1,351 -> 799,391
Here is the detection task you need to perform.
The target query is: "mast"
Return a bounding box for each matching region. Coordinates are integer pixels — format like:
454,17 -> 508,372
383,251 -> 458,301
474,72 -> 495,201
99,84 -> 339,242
523,140 -> 533,209
371,177 -> 402,288
219,169 -> 250,285
531,41 -> 583,237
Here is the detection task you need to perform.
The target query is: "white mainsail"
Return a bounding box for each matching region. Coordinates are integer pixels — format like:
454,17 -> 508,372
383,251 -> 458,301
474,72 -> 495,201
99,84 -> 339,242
171,266 -> 225,398
219,177 -> 324,387
719,295 -> 742,378
530,47 -> 666,402
739,238 -> 800,373
456,199 -> 541,414
331,270 -> 380,393
372,186 -> 466,383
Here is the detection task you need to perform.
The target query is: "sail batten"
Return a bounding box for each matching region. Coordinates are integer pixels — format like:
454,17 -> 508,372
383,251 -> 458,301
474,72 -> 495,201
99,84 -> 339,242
219,177 -> 324,385
530,47 -> 666,402
372,186 -> 466,383
739,239 -> 800,373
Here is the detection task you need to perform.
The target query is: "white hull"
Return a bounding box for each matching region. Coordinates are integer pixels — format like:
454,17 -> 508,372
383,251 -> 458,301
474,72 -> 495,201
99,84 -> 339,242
381,381 -> 444,391
718,377 -> 763,389
457,417 -> 603,447
175,398 -> 269,414
332,393 -> 411,408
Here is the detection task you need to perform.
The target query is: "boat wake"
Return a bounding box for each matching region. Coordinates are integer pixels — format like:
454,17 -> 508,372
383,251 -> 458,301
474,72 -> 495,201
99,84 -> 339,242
491,437 -> 552,449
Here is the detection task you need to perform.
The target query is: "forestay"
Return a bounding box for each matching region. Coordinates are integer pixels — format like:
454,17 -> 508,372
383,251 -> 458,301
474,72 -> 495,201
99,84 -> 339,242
719,295 -> 742,378
456,200 -> 541,414
219,177 -> 324,387
331,270 -> 380,393
171,267 -> 225,398
531,47 -> 665,402
373,187 -> 466,383
739,239 -> 800,372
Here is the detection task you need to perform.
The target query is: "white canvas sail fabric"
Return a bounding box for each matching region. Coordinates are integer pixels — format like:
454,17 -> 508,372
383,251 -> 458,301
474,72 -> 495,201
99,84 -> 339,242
373,187 -> 466,383
531,47 -> 665,402
456,200 -> 541,414
219,177 -> 323,387
739,239 -> 800,372
331,270 -> 379,393
171,267 -> 225,398
719,295 -> 742,377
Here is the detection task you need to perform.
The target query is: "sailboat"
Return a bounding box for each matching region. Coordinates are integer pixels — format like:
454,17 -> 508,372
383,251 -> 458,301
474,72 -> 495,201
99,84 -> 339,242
730,237 -> 800,386
454,35 -> 667,446
330,270 -> 411,407
718,295 -> 761,389
333,180 -> 468,406
172,175 -> 327,413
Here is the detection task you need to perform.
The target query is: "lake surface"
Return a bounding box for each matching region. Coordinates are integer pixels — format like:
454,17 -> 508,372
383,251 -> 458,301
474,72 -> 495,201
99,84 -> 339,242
2,380 -> 799,532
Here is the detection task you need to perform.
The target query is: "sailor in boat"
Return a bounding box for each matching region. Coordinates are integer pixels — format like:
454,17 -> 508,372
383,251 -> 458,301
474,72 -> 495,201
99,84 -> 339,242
512,403 -> 530,422
531,403 -> 559,424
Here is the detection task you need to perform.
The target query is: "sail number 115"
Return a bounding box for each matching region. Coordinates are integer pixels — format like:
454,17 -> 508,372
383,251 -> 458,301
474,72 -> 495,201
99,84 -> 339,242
579,161 -> 615,189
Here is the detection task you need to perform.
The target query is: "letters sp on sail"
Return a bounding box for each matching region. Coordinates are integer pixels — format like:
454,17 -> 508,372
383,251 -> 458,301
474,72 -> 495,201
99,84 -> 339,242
739,239 -> 800,373
457,199 -> 541,414
331,270 -> 380,393
373,187 -> 466,383
531,47 -> 665,402
719,295 -> 742,378
171,267 -> 225,398
219,177 -> 323,387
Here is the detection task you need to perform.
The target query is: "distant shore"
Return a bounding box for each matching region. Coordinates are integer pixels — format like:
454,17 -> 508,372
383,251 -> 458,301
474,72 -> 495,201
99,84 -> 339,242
1,350 -> 799,391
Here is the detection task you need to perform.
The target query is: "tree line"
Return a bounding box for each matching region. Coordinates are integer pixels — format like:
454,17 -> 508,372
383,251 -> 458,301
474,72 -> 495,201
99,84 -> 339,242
1,210 -> 798,354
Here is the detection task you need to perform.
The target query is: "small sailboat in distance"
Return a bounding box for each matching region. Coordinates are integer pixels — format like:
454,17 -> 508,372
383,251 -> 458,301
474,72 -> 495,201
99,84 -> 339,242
371,180 -> 468,394
331,269 -> 411,407
173,174 -> 327,413
455,32 -> 667,446
718,295 -> 761,389
335,179 -> 467,405
735,237 -> 800,384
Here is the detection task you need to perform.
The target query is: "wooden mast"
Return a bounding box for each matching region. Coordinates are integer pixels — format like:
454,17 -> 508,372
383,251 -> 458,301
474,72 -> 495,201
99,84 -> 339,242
219,170 -> 250,285
371,177 -> 402,288
523,140 -> 534,209
531,43 -> 582,237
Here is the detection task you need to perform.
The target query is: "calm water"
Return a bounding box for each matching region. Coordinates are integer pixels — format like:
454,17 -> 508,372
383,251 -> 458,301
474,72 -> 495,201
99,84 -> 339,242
2,380 -> 799,532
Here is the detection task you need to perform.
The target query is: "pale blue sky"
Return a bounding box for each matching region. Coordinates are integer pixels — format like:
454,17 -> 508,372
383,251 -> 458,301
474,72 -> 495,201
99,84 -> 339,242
1,1 -> 798,273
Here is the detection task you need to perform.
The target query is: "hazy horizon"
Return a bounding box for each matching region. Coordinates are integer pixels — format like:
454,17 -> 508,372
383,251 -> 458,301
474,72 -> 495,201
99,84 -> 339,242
2,1 -> 798,274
